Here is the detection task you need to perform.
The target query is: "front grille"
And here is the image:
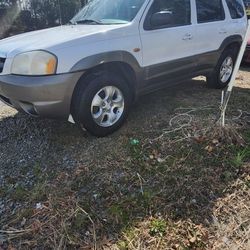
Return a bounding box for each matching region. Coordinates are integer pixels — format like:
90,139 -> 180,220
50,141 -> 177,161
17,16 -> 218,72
0,57 -> 6,73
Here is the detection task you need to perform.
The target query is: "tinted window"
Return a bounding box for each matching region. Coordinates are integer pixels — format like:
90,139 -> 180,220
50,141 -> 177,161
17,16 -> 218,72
145,0 -> 191,29
196,0 -> 225,23
226,0 -> 245,19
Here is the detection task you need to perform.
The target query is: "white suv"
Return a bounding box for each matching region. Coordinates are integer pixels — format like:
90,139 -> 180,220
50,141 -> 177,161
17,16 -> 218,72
0,0 -> 247,136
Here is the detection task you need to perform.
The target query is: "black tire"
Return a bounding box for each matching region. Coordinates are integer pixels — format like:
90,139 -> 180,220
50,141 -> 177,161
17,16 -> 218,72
206,47 -> 238,89
72,71 -> 132,137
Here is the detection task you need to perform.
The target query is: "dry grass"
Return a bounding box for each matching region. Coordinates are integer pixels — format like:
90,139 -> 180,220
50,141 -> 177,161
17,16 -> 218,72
1,111 -> 250,250
1,72 -> 250,249
211,175 -> 250,250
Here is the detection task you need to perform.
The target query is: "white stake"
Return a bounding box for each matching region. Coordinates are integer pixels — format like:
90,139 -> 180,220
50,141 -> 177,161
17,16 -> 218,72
221,20 -> 250,127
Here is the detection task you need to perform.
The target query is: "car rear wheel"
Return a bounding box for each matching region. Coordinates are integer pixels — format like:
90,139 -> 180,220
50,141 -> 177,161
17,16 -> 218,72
72,71 -> 131,137
206,47 -> 238,89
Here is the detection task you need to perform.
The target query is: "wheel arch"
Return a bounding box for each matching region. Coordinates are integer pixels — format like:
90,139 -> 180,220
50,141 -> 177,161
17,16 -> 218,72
219,35 -> 242,53
70,56 -> 141,113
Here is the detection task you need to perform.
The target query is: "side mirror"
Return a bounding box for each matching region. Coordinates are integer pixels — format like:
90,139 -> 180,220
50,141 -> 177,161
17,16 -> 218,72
150,11 -> 173,27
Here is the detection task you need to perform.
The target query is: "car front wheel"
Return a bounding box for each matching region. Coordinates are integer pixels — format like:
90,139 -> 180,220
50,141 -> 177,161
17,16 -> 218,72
72,72 -> 131,137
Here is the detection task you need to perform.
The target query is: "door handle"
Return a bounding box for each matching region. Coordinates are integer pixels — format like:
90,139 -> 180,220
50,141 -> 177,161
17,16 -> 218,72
182,33 -> 193,40
219,29 -> 227,34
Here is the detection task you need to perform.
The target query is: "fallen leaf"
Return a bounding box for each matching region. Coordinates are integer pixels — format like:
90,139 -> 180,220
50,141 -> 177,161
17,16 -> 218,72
157,157 -> 165,163
194,136 -> 206,143
205,145 -> 213,153
212,139 -> 219,145
189,236 -> 196,243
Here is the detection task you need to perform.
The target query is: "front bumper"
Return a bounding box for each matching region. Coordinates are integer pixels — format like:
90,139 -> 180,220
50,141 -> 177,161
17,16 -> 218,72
0,72 -> 83,119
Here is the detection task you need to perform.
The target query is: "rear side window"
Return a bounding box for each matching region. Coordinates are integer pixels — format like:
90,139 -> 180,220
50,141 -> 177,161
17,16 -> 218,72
196,0 -> 225,23
226,0 -> 245,19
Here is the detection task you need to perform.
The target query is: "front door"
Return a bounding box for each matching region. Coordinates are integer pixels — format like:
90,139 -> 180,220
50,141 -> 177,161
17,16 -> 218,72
139,0 -> 196,86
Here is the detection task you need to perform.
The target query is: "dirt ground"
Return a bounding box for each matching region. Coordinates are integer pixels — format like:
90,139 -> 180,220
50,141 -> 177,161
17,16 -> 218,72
0,68 -> 250,249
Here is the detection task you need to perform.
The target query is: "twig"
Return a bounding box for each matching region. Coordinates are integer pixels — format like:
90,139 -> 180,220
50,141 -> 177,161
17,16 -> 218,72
77,206 -> 97,250
137,173 -> 145,195
0,229 -> 31,234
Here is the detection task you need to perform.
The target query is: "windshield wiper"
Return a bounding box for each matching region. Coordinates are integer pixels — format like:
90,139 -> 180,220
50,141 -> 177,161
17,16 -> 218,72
75,19 -> 103,25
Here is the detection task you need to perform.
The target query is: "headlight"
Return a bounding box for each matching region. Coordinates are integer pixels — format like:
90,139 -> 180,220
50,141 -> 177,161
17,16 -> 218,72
11,51 -> 57,75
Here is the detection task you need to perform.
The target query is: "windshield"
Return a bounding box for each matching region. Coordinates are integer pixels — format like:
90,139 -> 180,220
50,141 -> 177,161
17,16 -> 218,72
71,0 -> 146,25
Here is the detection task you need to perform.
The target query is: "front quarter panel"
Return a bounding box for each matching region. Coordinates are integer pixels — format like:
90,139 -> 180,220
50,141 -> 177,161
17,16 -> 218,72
52,25 -> 143,74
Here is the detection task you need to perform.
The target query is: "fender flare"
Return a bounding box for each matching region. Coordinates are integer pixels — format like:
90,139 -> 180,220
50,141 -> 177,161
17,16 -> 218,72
70,50 -> 142,74
219,35 -> 243,52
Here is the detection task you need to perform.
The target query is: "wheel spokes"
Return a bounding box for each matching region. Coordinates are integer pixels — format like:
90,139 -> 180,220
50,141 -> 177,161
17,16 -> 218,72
92,94 -> 103,107
220,57 -> 233,83
104,86 -> 115,100
226,57 -> 233,67
93,110 -> 105,124
113,95 -> 124,108
107,111 -> 116,124
91,86 -> 125,127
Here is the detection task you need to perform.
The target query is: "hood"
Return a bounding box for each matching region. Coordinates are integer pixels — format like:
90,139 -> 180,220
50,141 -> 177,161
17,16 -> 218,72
0,24 -> 126,58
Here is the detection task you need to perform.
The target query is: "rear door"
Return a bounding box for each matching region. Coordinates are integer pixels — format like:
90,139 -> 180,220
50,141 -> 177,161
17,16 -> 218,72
224,0 -> 247,38
193,0 -> 229,57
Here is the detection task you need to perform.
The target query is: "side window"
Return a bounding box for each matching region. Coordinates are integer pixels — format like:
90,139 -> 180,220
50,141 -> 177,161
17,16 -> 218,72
144,0 -> 191,30
196,0 -> 225,23
226,0 -> 245,19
